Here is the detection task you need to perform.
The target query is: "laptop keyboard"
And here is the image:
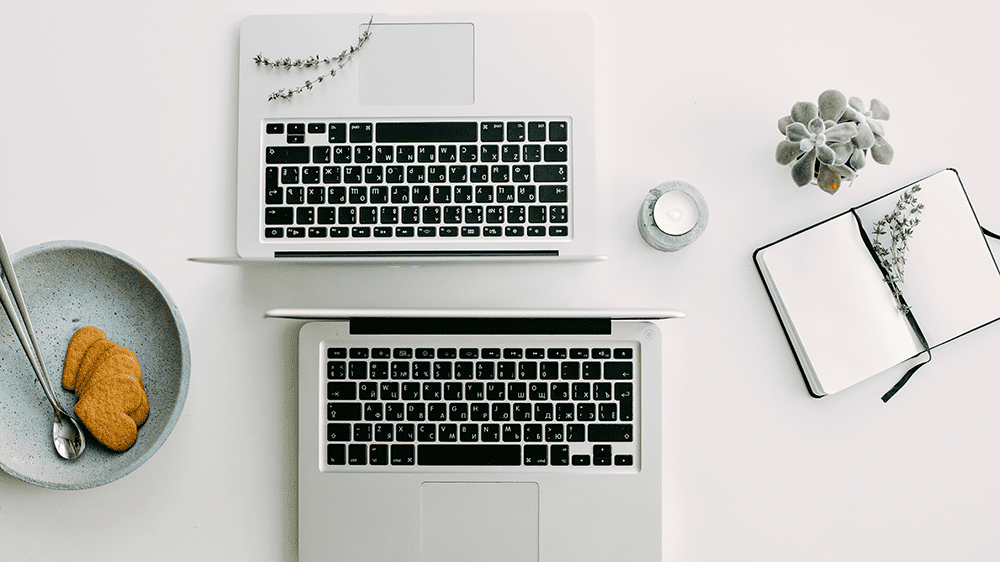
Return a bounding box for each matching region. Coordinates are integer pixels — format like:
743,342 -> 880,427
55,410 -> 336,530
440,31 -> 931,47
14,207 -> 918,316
323,342 -> 637,470
261,118 -> 573,241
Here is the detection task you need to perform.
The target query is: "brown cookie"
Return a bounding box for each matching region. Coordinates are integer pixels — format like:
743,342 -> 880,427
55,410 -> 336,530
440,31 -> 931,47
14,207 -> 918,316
61,326 -> 107,391
80,345 -> 148,426
74,338 -> 117,399
73,372 -> 143,452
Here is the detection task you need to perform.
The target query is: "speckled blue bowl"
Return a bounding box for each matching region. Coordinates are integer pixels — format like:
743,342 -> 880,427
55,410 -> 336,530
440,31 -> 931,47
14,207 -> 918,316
0,240 -> 190,489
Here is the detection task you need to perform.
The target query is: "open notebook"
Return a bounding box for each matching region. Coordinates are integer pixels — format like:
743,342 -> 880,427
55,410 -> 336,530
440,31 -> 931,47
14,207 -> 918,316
755,169 -> 1000,399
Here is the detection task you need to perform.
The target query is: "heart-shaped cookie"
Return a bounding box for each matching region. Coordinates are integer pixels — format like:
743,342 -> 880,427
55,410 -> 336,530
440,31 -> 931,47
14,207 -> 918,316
78,346 -> 148,426
74,338 -> 117,399
73,372 -> 143,452
61,326 -> 107,390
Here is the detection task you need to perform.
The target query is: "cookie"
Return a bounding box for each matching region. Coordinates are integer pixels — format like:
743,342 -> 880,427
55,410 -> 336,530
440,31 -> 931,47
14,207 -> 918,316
61,326 -> 107,391
74,338 -> 117,399
79,346 -> 148,426
73,372 -> 144,452
62,327 -> 150,451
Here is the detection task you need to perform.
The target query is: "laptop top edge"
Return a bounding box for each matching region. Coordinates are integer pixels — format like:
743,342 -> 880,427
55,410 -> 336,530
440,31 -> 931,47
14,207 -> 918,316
264,308 -> 685,320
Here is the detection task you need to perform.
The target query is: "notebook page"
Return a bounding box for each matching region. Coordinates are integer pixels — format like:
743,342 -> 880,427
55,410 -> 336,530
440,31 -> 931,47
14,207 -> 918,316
854,170 -> 1000,348
758,213 -> 925,395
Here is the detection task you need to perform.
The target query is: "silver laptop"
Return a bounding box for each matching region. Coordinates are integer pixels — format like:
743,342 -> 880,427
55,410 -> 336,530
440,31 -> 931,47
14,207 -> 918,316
236,14 -> 599,261
276,308 -> 681,562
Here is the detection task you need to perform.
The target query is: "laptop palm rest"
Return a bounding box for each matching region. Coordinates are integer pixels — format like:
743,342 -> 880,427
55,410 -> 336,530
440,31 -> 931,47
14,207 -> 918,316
421,482 -> 539,562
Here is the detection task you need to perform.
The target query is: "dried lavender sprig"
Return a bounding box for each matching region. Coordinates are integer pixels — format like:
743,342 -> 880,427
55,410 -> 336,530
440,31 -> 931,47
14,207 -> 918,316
256,17 -> 373,101
872,185 -> 923,312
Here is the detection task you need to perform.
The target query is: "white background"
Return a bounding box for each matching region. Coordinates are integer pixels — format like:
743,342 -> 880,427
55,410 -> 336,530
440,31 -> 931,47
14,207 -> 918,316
3,0 -> 1000,560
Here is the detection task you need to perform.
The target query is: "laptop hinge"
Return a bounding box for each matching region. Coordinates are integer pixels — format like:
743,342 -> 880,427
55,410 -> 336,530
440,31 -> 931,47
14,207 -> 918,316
349,317 -> 612,335
274,250 -> 560,258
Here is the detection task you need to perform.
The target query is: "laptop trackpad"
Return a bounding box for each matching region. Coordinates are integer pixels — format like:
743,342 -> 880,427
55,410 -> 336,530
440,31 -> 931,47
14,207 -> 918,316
421,482 -> 539,562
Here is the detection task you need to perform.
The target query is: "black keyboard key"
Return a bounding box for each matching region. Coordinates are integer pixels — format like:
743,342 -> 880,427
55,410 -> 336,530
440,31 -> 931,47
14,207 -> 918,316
544,144 -> 568,162
417,444 -> 521,466
329,123 -> 347,143
376,122 -> 478,143
328,444 -> 346,465
534,164 -> 567,182
524,444 -> 547,465
527,121 -> 546,141
604,362 -> 633,379
588,424 -> 634,442
327,402 -> 362,422
266,123 -> 284,134
350,123 -> 373,143
548,121 -> 568,141
369,444 -> 389,465
327,423 -> 351,441
348,444 -> 367,465
327,382 -> 356,400
615,455 -> 633,466
391,444 -> 415,465
551,444 -> 569,465
539,185 -> 569,202
264,207 -> 293,225
506,121 -> 525,141
480,122 -> 504,142
265,146 -> 309,164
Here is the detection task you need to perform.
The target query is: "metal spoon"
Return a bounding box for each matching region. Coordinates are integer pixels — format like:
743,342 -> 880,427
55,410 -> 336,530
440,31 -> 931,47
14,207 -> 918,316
0,232 -> 85,460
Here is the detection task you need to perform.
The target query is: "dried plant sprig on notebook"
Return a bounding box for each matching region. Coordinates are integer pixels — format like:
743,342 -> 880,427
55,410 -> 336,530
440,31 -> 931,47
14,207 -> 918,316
254,17 -> 373,101
872,185 -> 923,313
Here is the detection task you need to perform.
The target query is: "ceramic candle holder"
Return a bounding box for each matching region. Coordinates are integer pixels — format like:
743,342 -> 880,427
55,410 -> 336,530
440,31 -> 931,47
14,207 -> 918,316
638,180 -> 709,252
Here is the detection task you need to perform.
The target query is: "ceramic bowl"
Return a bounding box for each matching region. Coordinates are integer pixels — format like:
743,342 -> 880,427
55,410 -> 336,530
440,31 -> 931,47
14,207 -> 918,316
0,240 -> 190,489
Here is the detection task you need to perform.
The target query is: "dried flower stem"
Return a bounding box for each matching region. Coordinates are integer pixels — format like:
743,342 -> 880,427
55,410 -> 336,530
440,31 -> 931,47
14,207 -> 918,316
255,17 -> 373,101
872,185 -> 923,313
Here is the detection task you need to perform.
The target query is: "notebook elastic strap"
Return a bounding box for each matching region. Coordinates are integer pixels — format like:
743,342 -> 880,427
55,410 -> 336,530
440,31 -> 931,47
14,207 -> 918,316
850,210 -> 933,402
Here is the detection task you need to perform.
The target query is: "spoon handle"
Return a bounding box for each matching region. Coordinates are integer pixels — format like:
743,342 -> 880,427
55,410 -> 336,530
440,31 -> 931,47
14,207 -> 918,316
0,232 -> 63,413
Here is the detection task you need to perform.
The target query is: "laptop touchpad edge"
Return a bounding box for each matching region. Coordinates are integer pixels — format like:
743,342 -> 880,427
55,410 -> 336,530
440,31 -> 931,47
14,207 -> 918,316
420,482 -> 539,562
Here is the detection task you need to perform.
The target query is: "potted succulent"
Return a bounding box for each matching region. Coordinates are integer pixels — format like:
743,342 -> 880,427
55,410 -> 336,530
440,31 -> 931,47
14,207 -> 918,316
775,89 -> 893,194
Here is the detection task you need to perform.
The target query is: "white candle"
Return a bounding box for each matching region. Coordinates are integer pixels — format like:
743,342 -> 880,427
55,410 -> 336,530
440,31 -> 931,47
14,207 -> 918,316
653,190 -> 699,235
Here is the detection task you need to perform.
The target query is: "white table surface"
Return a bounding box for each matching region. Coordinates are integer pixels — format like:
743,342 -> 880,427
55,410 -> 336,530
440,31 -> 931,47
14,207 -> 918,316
3,0 -> 1000,560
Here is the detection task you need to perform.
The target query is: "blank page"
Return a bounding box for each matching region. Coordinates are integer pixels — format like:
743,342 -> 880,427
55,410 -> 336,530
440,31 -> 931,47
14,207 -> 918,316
757,213 -> 924,395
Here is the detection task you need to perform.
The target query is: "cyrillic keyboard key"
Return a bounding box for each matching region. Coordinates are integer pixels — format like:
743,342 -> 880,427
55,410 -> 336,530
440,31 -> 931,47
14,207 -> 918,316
417,444 -> 521,465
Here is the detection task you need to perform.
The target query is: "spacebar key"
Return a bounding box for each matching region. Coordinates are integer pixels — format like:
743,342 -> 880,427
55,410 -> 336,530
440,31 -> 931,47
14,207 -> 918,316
417,444 -> 521,466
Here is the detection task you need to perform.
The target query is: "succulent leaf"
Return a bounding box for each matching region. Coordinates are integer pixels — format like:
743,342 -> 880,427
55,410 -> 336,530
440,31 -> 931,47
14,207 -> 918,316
818,89 -> 847,122
829,163 -> 858,180
785,122 -> 810,142
871,135 -> 894,164
824,122 -> 858,144
831,142 -> 854,165
849,147 -> 867,170
807,117 -> 826,136
776,140 -> 803,165
848,96 -> 866,113
817,165 -> 841,194
792,149 -> 817,187
868,119 -> 886,138
870,98 -> 890,120
816,144 -> 837,166
853,121 -> 876,150
778,115 -> 793,135
791,102 -> 818,124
